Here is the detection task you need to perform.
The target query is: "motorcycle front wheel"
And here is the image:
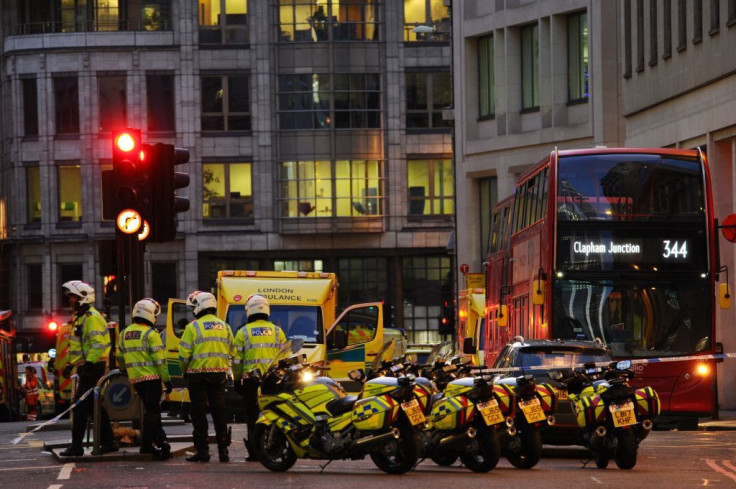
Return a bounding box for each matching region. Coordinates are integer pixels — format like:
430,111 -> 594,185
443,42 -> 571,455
506,426 -> 542,469
459,423 -> 501,473
614,429 -> 637,469
369,420 -> 419,474
254,424 -> 297,472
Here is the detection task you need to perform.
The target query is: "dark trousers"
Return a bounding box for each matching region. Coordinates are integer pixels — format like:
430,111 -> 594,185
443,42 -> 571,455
242,378 -> 260,456
188,372 -> 228,453
71,362 -> 114,448
133,380 -> 167,448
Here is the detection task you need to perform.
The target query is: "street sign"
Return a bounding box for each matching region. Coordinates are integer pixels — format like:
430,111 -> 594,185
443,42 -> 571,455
101,373 -> 142,421
460,263 -> 470,275
722,214 -> 736,243
466,273 -> 485,290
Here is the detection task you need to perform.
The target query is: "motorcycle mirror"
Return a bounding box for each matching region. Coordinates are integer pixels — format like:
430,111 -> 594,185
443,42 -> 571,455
548,370 -> 563,381
615,360 -> 632,370
348,369 -> 365,381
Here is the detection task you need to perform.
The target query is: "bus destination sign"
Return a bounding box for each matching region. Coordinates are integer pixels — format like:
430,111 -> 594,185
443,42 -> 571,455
557,228 -> 704,271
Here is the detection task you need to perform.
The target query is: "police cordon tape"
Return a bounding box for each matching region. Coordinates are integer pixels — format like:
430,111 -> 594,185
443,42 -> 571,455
11,385 -> 96,445
468,352 -> 736,376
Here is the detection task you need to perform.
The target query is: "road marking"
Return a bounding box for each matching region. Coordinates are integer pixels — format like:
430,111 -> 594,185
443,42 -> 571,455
590,477 -> 603,484
58,463 -> 74,480
48,485 -> 63,489
705,459 -> 736,483
0,466 -> 59,472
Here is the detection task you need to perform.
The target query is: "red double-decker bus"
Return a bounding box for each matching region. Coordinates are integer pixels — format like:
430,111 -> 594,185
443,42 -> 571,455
483,147 -> 730,429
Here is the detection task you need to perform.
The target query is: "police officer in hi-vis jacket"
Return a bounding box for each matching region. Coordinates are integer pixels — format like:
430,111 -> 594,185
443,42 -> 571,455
179,291 -> 236,463
117,298 -> 173,460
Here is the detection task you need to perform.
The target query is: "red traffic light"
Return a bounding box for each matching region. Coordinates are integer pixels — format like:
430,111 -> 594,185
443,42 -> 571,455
48,321 -> 58,332
114,132 -> 137,152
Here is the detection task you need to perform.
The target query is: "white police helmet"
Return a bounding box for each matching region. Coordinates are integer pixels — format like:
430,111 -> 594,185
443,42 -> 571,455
246,294 -> 270,318
187,291 -> 217,316
62,280 -> 95,305
132,298 -> 161,325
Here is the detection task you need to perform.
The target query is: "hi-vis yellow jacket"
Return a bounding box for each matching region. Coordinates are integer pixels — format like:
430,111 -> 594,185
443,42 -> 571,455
179,314 -> 235,374
233,319 -> 286,378
69,306 -> 110,365
117,323 -> 171,384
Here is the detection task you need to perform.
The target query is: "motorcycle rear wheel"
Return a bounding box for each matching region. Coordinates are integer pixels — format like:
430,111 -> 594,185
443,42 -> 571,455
614,429 -> 637,469
430,451 -> 459,466
506,426 -> 542,469
369,420 -> 419,474
254,424 -> 297,472
459,424 -> 501,473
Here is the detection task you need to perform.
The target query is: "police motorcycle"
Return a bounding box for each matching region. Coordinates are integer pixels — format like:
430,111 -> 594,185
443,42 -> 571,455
253,339 -> 420,474
384,342 -> 508,472
549,360 -> 659,469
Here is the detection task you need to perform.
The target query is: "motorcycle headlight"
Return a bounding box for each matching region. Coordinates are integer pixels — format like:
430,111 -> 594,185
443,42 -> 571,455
300,370 -> 315,383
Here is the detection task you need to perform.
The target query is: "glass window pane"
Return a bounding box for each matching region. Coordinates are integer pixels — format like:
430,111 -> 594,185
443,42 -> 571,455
58,164 -> 82,221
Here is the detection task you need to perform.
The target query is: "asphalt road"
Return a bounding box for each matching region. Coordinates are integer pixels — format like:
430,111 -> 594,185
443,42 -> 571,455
1,419 -> 736,489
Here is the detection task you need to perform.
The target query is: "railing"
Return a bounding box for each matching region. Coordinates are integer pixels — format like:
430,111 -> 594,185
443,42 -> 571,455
14,19 -> 172,35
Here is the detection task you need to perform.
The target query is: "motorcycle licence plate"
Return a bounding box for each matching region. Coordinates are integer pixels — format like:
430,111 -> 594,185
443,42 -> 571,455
519,398 -> 546,424
610,401 -> 636,427
477,399 -> 505,426
401,399 -> 426,426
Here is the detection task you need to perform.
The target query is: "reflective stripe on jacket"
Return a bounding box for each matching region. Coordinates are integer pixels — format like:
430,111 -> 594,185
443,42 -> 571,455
68,306 -> 110,365
179,314 -> 235,374
233,319 -> 287,378
117,323 -> 171,384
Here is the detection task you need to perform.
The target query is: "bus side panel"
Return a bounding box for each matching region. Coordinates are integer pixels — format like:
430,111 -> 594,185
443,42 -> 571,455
629,359 -> 716,418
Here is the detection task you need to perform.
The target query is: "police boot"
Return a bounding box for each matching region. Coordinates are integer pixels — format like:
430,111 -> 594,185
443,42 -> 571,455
140,445 -> 163,459
218,445 -> 229,463
186,451 -> 211,462
159,441 -> 172,460
59,445 -> 84,457
244,438 -> 258,462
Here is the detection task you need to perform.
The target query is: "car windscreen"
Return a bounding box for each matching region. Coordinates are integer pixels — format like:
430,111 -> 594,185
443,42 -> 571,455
515,348 -> 612,369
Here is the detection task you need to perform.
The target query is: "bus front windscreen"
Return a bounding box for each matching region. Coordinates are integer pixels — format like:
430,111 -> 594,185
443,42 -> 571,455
552,278 -> 711,359
226,305 -> 323,344
557,153 -> 705,222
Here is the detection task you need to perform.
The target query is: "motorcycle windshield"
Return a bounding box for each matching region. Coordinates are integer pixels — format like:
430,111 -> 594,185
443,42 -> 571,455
369,339 -> 396,374
427,341 -> 454,364
265,340 -> 293,372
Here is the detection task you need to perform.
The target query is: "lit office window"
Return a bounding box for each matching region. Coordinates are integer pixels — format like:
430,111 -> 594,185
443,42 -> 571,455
278,0 -> 377,42
203,163 -> 253,219
58,163 -> 82,222
198,0 -> 248,44
407,159 -> 453,216
403,0 -> 450,42
279,160 -> 384,218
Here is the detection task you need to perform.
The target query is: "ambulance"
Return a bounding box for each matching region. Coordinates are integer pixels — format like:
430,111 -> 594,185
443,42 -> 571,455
166,270 -> 406,392
457,288 -> 486,366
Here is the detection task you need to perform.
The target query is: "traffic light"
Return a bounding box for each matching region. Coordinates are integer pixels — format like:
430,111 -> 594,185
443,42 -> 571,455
149,143 -> 190,242
47,320 -> 58,332
439,300 -> 455,336
104,129 -> 154,223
